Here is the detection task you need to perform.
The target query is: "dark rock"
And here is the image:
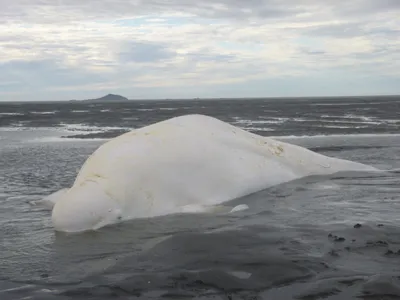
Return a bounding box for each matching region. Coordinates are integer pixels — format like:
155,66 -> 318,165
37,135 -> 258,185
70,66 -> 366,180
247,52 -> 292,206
329,250 -> 339,257
366,240 -> 388,246
385,250 -> 394,255
334,237 -> 346,242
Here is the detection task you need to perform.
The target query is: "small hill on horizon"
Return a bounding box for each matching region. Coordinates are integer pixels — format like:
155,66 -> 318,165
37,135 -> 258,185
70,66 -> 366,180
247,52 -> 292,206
85,94 -> 129,102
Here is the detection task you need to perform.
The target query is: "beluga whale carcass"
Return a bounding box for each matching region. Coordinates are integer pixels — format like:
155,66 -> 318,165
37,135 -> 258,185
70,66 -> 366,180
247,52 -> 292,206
45,114 -> 377,233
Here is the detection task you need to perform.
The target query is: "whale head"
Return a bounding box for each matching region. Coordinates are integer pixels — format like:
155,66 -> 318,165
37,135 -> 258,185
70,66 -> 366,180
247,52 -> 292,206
51,181 -> 122,233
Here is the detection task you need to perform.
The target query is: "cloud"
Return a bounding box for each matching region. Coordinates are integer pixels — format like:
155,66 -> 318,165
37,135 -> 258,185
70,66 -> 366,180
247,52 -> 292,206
118,42 -> 176,63
0,0 -> 399,100
1,1 -> 299,24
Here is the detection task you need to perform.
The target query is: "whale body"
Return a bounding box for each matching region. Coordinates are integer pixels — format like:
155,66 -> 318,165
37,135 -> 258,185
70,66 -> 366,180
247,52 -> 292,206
46,114 -> 377,233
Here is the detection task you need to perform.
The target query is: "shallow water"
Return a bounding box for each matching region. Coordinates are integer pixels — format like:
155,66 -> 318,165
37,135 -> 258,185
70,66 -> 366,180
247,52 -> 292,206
1,96 -> 400,299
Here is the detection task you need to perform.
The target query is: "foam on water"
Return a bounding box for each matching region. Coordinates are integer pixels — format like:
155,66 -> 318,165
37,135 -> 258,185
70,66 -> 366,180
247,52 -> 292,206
311,102 -> 374,106
60,123 -> 133,133
320,125 -> 368,129
233,117 -> 288,125
35,136 -> 109,143
234,119 -> 285,125
384,119 -> 399,124
274,133 -> 400,139
0,127 -> 24,132
0,112 -> 25,116
242,126 -> 275,132
321,115 -> 400,126
324,120 -> 382,125
31,111 -> 58,115
0,126 -> 61,132
60,123 -> 104,133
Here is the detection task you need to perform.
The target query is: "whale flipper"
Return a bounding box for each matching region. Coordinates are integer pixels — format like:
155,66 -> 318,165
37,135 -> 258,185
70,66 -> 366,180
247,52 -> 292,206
33,188 -> 69,210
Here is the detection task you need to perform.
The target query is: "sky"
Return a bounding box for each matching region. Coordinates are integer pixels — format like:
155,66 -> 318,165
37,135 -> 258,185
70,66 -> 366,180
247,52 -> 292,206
0,0 -> 399,101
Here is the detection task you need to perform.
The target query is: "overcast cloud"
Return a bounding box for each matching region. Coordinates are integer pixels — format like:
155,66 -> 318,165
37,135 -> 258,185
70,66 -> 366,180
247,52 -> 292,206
0,0 -> 399,101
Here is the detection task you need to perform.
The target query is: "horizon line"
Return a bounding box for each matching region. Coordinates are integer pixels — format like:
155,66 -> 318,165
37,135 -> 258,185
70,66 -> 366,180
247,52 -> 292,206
1,94 -> 399,103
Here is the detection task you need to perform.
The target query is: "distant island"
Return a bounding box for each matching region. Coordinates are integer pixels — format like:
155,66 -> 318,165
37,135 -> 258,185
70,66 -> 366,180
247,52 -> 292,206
84,94 -> 129,102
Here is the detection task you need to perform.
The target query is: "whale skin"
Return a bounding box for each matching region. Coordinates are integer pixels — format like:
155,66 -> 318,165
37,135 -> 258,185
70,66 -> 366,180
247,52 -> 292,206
46,114 -> 377,233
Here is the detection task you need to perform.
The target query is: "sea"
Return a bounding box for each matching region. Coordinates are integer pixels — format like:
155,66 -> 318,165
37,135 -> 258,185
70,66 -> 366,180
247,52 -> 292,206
0,96 -> 400,300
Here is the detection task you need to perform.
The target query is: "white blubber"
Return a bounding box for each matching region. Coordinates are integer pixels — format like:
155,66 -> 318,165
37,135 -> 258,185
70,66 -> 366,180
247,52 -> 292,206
47,114 -> 377,233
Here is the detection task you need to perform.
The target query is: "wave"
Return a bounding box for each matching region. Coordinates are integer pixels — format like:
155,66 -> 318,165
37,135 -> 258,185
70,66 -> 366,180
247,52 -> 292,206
159,108 -> 178,111
310,102 -> 376,106
35,136 -> 109,143
60,123 -> 132,133
0,123 -> 131,134
30,111 -> 57,115
318,125 -> 369,129
274,133 -> 400,139
233,117 -> 288,125
242,126 -> 275,132
0,112 -> 25,116
0,126 -> 59,132
297,119 -> 382,125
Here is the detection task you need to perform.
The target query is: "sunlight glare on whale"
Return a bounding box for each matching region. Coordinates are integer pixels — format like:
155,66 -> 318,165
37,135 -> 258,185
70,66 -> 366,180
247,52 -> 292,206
47,114 -> 377,233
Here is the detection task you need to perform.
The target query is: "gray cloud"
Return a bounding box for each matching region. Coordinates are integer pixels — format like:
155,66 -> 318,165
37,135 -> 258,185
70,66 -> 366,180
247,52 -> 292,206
300,49 -> 326,56
0,59 -> 111,90
331,0 -> 400,15
186,53 -> 235,62
118,42 -> 176,63
1,0 -> 294,23
302,22 -> 400,39
3,0 -> 399,24
303,23 -> 366,38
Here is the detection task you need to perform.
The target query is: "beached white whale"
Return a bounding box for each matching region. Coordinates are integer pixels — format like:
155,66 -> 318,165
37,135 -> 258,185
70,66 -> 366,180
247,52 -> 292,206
46,114 -> 377,233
